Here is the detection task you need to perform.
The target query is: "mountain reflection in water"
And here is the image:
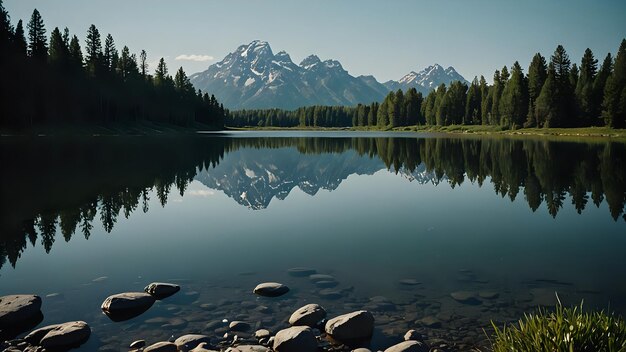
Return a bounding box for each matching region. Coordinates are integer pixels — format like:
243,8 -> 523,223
1,134 -> 625,269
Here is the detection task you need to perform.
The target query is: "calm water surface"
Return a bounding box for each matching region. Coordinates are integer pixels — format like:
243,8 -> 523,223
1,132 -> 625,351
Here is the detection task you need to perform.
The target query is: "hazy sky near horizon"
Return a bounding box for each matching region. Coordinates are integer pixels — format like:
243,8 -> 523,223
5,0 -> 626,82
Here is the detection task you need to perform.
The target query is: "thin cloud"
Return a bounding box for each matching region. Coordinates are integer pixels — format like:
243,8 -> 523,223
175,54 -> 215,62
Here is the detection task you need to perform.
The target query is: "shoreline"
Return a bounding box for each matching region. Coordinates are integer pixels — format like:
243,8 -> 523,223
227,125 -> 626,141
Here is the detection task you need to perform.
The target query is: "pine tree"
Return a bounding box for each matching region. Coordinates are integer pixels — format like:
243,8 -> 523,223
27,9 -> 47,60
116,46 -> 138,80
551,45 -> 575,126
575,48 -> 598,125
103,34 -> 116,72
377,93 -> 392,127
391,89 -> 404,127
535,63 -> 558,127
367,102 -> 377,126
602,39 -> 626,128
434,83 -> 448,125
465,77 -> 481,124
174,66 -> 194,96
499,61 -> 528,128
404,87 -> 421,126
155,57 -> 168,87
68,35 -> 83,69
13,20 -> 26,57
478,76 -> 488,125
525,53 -> 548,127
85,24 -> 102,76
0,0 -> 11,53
48,27 -> 68,65
593,53 -> 613,125
140,49 -> 148,77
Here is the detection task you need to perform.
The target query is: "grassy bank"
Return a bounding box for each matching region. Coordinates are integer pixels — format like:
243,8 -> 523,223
229,125 -> 626,140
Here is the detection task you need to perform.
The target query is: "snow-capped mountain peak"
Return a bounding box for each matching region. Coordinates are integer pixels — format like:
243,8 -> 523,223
300,55 -> 322,69
190,41 -> 467,109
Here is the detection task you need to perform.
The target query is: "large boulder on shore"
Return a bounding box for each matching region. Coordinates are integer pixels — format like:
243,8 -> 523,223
384,340 -> 428,352
144,282 -> 181,300
174,334 -> 212,351
0,294 -> 42,327
25,321 -> 91,350
273,326 -> 317,352
253,282 -> 289,297
325,310 -> 374,342
288,303 -> 326,327
144,341 -> 178,352
101,292 -> 155,321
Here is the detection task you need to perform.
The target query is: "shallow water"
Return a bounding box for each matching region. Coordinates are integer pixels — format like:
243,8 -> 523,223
1,132 -> 625,351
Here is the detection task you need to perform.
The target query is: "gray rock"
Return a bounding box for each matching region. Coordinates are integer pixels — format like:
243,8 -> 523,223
144,341 -> 178,352
101,292 -> 155,313
226,346 -> 269,352
254,329 -> 271,339
325,310 -> 374,341
384,340 -> 428,352
190,343 -> 219,352
287,267 -> 317,277
288,303 -> 326,327
130,340 -> 146,349
273,326 -> 317,352
419,316 -> 442,328
174,334 -> 211,351
450,291 -> 481,305
318,289 -> 342,299
229,321 -> 251,332
144,282 -> 181,299
309,274 -> 335,283
352,349 -> 372,352
315,280 -> 338,288
404,329 -> 422,341
0,295 -> 42,327
253,283 -> 289,297
25,321 -> 90,350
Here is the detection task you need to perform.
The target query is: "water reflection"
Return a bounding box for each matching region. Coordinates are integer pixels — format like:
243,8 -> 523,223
1,135 -> 625,270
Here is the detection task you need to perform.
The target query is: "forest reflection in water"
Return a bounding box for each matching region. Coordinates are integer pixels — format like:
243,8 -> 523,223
1,134 -> 625,270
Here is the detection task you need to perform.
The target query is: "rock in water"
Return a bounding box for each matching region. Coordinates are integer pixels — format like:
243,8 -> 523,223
325,310 -> 374,342
226,346 -> 269,352
309,274 -> 335,283
450,291 -> 481,305
0,295 -> 42,327
25,321 -> 91,350
144,341 -> 178,352
253,282 -> 289,297
190,343 -> 218,352
273,326 -> 317,352
288,303 -> 326,327
144,282 -> 181,300
101,292 -> 156,322
229,321 -> 251,331
384,340 -> 428,352
403,329 -> 422,341
174,334 -> 211,351
287,267 -> 317,277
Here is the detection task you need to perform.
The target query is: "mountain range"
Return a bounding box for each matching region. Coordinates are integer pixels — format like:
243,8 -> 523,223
190,40 -> 468,110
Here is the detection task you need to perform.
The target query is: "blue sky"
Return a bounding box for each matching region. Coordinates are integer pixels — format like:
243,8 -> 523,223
4,0 -> 626,82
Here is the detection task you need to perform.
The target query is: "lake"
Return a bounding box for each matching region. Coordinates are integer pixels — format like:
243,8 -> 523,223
1,131 -> 625,351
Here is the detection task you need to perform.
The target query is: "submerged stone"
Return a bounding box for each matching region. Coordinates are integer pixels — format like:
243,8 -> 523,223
253,282 -> 289,297
144,282 -> 181,300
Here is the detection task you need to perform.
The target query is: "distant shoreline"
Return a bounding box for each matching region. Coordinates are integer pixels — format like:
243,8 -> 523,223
3,123 -> 626,141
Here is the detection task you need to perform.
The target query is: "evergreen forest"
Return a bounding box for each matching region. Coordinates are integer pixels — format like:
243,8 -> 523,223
0,2 -> 226,131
